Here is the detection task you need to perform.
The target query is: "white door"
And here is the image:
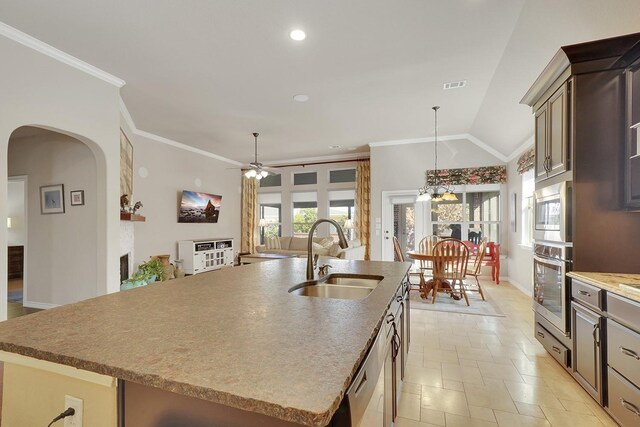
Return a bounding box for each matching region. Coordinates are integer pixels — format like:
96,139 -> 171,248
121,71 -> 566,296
381,192 -> 425,261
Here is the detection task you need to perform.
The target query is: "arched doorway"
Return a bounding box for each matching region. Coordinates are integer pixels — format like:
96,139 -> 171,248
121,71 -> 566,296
6,126 -> 99,318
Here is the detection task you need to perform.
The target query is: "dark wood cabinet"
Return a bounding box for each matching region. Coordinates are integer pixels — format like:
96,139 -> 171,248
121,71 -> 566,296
7,246 -> 24,279
534,81 -> 571,182
625,60 -> 640,209
571,301 -> 604,405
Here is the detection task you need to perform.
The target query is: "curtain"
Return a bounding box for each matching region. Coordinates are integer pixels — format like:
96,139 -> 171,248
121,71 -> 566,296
426,165 -> 507,186
517,148 -> 535,174
355,160 -> 371,260
240,176 -> 258,253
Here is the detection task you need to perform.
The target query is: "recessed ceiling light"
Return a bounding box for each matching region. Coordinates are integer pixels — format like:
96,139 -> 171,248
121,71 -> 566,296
289,29 -> 306,41
293,94 -> 309,102
443,80 -> 467,90
329,145 -> 342,149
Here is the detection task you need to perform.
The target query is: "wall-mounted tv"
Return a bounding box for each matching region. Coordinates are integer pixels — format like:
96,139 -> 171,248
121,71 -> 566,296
178,190 -> 222,223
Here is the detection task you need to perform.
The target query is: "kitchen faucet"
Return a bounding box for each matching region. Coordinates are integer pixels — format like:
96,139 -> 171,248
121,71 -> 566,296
306,218 -> 349,281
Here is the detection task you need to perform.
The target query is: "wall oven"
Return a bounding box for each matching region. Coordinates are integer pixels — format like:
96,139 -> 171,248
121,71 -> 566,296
534,181 -> 571,243
533,242 -> 572,336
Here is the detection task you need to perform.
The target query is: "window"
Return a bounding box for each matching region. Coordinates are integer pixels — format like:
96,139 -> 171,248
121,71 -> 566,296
521,169 -> 535,246
329,168 -> 356,183
293,172 -> 317,186
260,173 -> 281,188
430,187 -> 501,243
329,190 -> 356,240
258,193 -> 282,244
292,192 -> 318,237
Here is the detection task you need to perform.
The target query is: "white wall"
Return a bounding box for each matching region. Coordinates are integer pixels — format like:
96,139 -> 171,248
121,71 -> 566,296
370,139 -> 506,261
0,35 -> 121,319
120,121 -> 242,267
7,180 -> 25,246
505,148 -> 534,295
8,132 -> 98,306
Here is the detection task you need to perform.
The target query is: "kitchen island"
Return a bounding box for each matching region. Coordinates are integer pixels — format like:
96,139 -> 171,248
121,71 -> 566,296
0,258 -> 411,426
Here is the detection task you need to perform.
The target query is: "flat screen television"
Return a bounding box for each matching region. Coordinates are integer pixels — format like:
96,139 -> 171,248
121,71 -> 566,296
178,190 -> 222,223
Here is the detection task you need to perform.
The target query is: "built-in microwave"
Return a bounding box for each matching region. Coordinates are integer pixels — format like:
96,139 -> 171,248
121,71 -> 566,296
534,181 -> 571,243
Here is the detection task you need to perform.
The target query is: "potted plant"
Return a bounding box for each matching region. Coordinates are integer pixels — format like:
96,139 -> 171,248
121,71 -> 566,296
120,258 -> 166,290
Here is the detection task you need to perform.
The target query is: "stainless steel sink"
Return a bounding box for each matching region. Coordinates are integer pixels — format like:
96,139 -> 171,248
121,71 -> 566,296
289,274 -> 383,300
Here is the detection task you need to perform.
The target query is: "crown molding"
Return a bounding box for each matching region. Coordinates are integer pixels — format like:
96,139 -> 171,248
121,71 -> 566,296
369,133 -> 508,162
0,21 -> 125,88
119,97 -> 242,166
506,135 -> 535,162
265,151 -> 369,167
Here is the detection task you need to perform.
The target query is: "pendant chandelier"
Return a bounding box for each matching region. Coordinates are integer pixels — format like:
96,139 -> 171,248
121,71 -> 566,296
416,106 -> 457,203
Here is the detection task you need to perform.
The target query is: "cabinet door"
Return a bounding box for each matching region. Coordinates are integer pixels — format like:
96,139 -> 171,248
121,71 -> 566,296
571,302 -> 603,404
535,103 -> 549,181
547,84 -> 569,177
625,62 -> 640,209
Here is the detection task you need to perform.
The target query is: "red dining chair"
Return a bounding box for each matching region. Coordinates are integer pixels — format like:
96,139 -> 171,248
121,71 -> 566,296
485,242 -> 500,284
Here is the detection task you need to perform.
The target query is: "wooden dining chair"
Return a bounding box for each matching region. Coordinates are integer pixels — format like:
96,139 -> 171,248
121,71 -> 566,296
432,239 -> 470,306
417,235 -> 440,277
392,236 -> 422,292
464,238 -> 487,300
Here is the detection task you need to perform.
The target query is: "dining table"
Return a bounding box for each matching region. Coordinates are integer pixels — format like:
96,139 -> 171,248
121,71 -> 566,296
406,250 -> 460,300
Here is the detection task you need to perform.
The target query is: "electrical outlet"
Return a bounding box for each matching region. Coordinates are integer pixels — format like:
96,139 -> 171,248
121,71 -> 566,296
63,395 -> 83,427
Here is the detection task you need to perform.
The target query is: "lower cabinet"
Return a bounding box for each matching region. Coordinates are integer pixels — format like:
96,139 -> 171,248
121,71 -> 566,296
571,301 -> 604,404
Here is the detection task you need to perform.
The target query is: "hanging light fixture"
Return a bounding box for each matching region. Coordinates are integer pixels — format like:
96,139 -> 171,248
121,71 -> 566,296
417,106 -> 458,203
243,133 -> 271,180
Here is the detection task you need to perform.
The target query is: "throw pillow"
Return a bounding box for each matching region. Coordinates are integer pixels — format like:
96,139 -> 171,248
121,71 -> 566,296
265,236 -> 281,250
312,242 -> 331,256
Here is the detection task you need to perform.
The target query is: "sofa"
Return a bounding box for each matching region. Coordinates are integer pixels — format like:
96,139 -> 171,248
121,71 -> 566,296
255,236 -> 366,260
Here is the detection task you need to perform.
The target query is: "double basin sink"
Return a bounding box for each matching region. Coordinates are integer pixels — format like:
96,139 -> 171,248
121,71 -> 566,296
289,274 -> 384,300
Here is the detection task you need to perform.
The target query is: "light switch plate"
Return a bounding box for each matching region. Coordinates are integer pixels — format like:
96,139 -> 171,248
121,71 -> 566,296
64,395 -> 83,427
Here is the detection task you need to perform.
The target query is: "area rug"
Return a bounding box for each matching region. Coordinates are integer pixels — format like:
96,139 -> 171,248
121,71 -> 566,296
409,283 -> 505,317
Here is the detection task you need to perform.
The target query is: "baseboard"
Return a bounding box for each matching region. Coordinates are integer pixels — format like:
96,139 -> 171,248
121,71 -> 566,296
22,300 -> 60,310
504,277 -> 530,296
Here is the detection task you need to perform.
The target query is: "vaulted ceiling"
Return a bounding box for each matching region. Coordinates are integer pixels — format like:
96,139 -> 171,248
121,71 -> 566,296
1,0 -> 639,164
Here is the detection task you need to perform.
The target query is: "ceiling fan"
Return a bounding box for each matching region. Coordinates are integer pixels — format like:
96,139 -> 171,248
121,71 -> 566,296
242,132 -> 275,180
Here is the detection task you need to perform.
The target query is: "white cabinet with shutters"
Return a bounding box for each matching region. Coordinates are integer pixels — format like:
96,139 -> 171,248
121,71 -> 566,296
178,238 -> 234,275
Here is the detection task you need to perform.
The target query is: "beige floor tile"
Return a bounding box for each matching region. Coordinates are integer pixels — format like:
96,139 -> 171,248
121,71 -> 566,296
541,406 -> 605,427
423,360 -> 443,370
395,416 -> 442,427
444,413 -> 498,427
442,363 -> 484,385
464,382 -> 518,414
405,366 -> 443,388
403,381 -> 422,395
503,381 -> 564,409
469,405 -> 496,422
398,392 -> 422,421
514,401 -> 546,418
420,407 -> 446,426
559,398 -> 594,414
443,379 -> 465,391
459,358 -> 479,367
421,385 -> 470,417
423,348 -> 459,364
457,346 -> 495,362
493,410 -> 551,427
477,360 -> 525,382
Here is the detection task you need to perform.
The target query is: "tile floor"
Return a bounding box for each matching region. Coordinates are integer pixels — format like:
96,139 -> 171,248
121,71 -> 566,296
398,279 -> 617,427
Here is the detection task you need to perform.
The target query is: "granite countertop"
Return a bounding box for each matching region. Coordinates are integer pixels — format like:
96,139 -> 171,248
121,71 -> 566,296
568,271 -> 640,303
0,258 -> 410,426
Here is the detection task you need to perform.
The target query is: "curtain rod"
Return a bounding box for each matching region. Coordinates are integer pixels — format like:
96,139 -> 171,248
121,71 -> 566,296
267,157 -> 369,169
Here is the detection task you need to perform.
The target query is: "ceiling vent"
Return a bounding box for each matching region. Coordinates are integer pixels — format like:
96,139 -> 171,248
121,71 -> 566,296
443,80 -> 467,90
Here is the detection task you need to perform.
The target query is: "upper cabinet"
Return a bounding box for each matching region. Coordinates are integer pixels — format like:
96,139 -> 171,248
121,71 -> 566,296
534,81 -> 571,182
625,59 -> 640,209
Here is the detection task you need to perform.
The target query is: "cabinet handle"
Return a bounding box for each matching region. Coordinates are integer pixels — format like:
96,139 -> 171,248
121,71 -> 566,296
537,331 -> 545,339
578,290 -> 591,297
620,398 -> 640,416
396,295 -> 403,302
386,313 -> 395,324
353,372 -> 368,397
620,346 -> 640,360
592,324 -> 600,347
551,346 -> 561,354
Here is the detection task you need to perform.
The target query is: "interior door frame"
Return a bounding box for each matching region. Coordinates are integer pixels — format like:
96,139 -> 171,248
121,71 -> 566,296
381,190 -> 425,261
7,175 -> 28,310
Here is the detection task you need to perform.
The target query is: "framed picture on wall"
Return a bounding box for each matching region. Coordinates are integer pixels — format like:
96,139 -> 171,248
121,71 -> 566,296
120,130 -> 133,197
40,184 -> 65,214
70,190 -> 85,206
